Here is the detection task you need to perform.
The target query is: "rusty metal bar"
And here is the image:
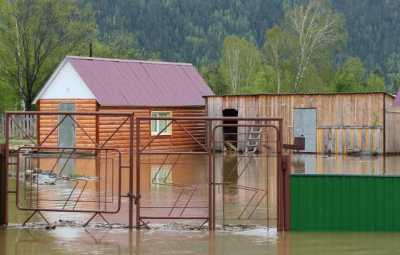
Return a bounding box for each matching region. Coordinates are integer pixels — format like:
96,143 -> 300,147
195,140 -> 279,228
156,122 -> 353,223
7,111 -> 133,117
69,115 -> 98,147
175,121 -> 208,151
0,144 -> 7,226
179,186 -> 198,217
140,216 -> 209,220
137,117 -> 282,121
99,116 -> 130,149
15,147 -> 122,215
168,188 -> 186,216
135,117 -> 140,228
38,114 -> 68,146
140,120 -> 173,152
207,120 -> 214,231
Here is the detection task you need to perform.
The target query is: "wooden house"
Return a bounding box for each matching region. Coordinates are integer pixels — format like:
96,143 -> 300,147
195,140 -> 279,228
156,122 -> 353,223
33,56 -> 214,152
206,93 -> 400,155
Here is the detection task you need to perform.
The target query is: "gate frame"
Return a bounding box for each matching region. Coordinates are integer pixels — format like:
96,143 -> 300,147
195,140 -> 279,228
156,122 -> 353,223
135,117 -> 285,231
4,111 -> 135,227
211,123 -> 283,230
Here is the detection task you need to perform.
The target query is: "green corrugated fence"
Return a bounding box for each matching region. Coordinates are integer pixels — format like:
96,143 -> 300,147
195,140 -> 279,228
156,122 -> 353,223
291,174 -> 400,231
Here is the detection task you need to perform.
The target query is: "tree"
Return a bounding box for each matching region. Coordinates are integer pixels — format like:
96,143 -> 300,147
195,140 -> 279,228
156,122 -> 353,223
0,0 -> 95,110
90,31 -> 158,60
199,63 -> 227,95
219,36 -> 262,94
366,72 -> 385,92
285,0 -> 346,91
385,52 -> 400,93
334,57 -> 366,92
263,26 -> 290,93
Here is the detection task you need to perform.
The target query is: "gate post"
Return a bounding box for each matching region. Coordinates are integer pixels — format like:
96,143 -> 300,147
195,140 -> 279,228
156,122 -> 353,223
0,144 -> 7,226
277,154 -> 290,231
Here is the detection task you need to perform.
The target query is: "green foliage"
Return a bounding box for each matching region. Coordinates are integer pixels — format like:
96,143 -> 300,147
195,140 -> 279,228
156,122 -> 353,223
366,72 -> 385,92
87,32 -> 160,60
199,64 -> 227,95
334,57 -> 366,92
0,0 -> 399,109
219,36 -> 263,94
0,0 -> 96,110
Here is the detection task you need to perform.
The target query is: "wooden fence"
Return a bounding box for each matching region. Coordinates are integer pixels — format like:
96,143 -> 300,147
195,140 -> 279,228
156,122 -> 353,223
0,113 -> 36,140
385,108 -> 400,154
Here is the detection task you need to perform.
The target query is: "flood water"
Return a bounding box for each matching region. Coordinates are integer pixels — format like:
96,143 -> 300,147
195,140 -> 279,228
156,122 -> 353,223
2,227 -> 400,254
3,154 -> 400,254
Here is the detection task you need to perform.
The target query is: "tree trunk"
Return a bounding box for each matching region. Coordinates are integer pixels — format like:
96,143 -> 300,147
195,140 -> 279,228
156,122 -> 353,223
24,94 -> 33,111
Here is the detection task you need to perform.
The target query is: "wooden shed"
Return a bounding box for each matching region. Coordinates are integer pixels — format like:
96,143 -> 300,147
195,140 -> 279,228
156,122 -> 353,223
33,56 -> 214,152
206,92 -> 399,155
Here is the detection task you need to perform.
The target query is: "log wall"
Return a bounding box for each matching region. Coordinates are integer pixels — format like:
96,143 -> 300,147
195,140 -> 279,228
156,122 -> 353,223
38,99 -> 97,148
37,99 -> 207,153
98,106 -> 207,152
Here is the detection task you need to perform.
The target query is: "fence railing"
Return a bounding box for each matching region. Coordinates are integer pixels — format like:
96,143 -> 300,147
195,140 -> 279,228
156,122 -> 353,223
0,113 -> 36,139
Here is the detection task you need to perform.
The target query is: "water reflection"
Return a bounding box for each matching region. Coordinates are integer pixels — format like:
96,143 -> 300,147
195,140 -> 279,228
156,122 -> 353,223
3,226 -> 400,255
8,153 -> 400,228
291,154 -> 400,176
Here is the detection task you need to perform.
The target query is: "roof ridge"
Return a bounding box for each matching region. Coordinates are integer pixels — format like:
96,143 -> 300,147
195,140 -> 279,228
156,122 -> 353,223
66,55 -> 193,66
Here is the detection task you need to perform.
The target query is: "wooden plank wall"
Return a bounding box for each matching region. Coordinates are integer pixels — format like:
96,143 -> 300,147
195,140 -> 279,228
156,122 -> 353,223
207,93 -> 394,154
385,102 -> 400,154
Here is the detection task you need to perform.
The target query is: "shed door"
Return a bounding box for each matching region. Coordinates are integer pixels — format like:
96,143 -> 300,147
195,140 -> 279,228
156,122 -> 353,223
58,103 -> 75,176
58,103 -> 75,147
294,108 -> 317,153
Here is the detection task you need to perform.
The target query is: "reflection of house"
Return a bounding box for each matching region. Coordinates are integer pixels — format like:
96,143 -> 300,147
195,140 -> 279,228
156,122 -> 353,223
206,92 -> 399,155
33,56 -> 214,152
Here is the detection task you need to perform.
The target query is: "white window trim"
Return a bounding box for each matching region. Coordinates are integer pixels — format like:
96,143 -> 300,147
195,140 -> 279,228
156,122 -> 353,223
151,111 -> 173,136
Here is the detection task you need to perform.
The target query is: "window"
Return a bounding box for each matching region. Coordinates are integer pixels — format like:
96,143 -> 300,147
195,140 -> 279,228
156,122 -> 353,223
151,111 -> 172,136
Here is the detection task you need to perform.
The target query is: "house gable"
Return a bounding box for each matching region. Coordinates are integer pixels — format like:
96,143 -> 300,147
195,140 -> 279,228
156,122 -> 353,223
34,61 -> 96,103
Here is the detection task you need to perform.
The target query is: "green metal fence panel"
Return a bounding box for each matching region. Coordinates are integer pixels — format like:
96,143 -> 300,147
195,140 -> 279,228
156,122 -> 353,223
291,174 -> 400,231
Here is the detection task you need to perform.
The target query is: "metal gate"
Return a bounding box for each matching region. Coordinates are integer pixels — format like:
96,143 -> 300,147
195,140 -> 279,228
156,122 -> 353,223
4,112 -> 290,230
5,111 -> 134,227
135,117 -> 286,230
212,123 -> 282,228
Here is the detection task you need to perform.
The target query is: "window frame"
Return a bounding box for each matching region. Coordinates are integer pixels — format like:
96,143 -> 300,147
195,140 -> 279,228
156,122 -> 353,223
150,111 -> 173,136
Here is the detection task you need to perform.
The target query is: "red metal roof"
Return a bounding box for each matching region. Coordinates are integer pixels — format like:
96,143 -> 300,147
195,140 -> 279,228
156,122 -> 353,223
395,90 -> 400,106
67,56 -> 214,107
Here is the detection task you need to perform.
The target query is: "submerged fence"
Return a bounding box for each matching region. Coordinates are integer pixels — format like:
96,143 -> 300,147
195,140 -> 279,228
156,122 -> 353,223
291,174 -> 400,231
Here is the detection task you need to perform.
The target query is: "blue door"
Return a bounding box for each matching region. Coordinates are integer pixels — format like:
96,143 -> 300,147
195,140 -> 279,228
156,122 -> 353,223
58,103 -> 75,147
294,108 -> 317,153
58,103 -> 75,176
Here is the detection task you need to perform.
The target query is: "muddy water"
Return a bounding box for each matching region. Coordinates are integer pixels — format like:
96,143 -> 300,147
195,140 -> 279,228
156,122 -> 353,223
8,153 -> 400,227
4,155 -> 400,254
2,227 -> 400,254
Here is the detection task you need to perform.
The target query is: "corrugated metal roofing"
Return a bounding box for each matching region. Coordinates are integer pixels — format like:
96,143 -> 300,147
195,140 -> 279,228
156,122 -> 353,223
66,56 -> 214,107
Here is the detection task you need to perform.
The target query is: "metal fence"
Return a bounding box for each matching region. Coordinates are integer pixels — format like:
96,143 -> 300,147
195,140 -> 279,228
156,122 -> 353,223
3,112 -> 292,230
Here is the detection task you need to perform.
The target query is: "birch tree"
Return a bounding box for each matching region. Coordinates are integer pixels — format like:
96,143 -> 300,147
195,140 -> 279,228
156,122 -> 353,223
264,26 -> 291,93
220,36 -> 262,94
0,0 -> 95,110
285,0 -> 345,92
